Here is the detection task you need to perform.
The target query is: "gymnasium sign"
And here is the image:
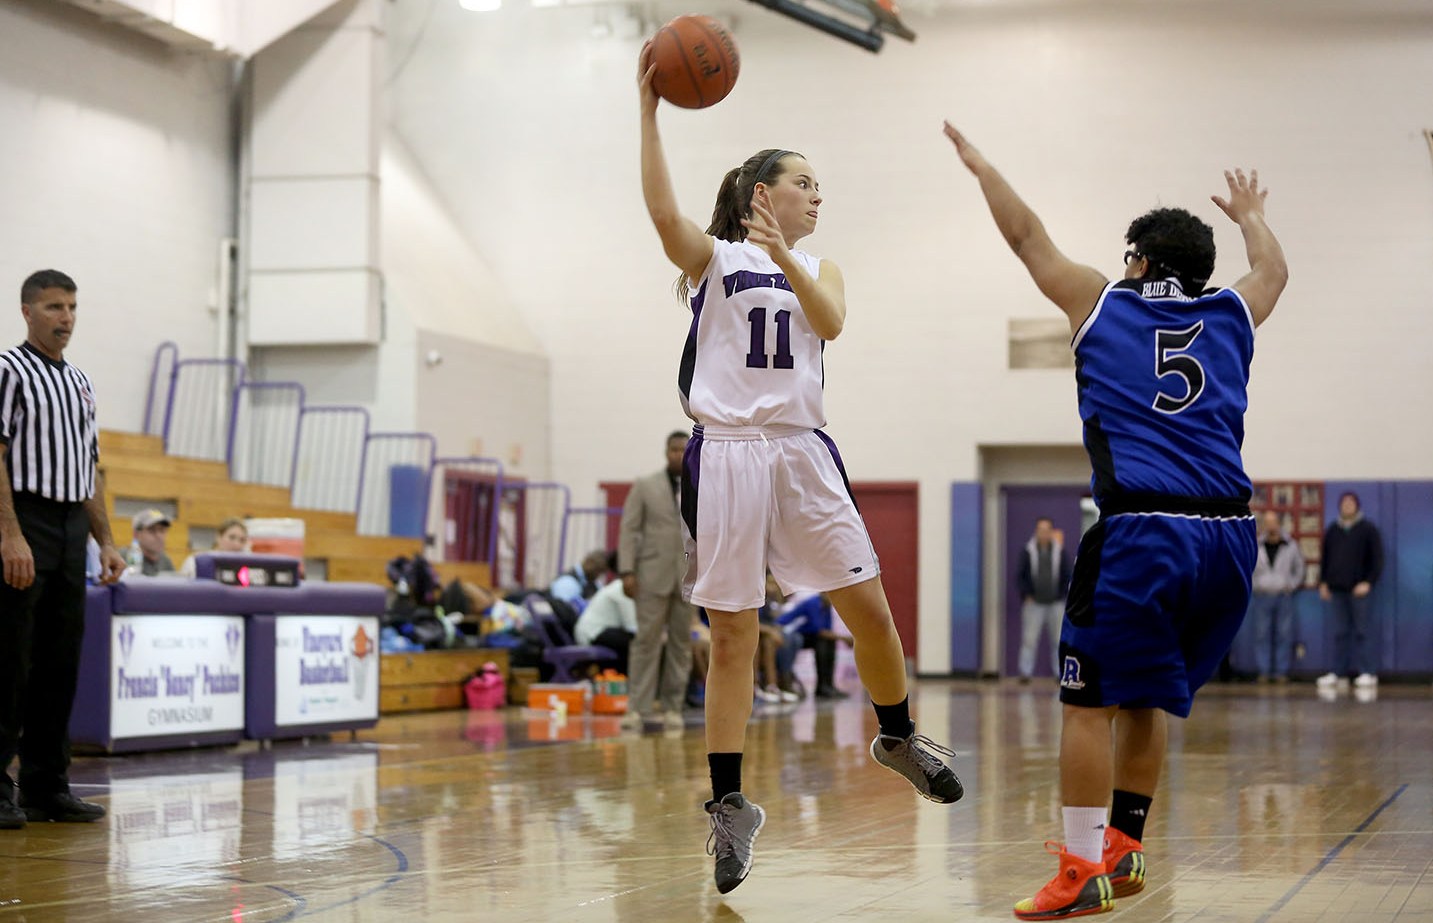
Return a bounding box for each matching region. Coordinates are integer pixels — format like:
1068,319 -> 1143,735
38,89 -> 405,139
111,615 -> 246,738
273,615 -> 380,726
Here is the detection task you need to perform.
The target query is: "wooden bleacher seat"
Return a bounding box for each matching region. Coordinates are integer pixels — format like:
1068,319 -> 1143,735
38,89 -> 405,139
97,430 -> 491,591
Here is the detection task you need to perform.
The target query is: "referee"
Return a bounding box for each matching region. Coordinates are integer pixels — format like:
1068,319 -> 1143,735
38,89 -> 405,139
0,270 -> 124,830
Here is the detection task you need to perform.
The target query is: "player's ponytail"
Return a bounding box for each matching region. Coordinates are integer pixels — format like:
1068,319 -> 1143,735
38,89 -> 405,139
707,165 -> 747,243
676,149 -> 798,303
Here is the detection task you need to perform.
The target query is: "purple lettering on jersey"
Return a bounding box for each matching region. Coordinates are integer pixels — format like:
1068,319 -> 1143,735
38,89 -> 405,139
746,306 -> 768,368
723,270 -> 792,297
745,307 -> 796,370
772,309 -> 794,369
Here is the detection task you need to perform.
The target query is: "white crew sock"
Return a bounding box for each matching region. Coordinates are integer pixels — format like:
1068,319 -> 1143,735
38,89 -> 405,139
1062,806 -> 1108,864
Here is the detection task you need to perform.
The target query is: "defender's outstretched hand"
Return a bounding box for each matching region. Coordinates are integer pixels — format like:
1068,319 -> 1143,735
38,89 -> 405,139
942,121 -> 989,175
1216,167 -> 1287,327
1211,168 -> 1269,225
938,120 -> 1108,331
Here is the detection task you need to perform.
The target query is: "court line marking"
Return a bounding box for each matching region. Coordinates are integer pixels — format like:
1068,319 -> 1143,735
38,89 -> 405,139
288,833 -> 409,918
1255,782 -> 1409,923
236,808 -> 409,921
219,875 -> 307,919
261,836 -> 408,922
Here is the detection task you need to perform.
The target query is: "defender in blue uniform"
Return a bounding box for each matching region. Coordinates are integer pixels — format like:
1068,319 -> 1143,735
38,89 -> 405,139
1066,275 -> 1259,720
944,123 -> 1288,921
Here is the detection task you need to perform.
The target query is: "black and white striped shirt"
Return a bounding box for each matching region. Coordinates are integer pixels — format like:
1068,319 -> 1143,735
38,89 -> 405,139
0,342 -> 99,502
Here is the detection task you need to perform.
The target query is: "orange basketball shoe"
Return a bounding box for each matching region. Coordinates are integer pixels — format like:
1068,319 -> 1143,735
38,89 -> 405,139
1013,842 -> 1114,920
1102,827 -> 1146,897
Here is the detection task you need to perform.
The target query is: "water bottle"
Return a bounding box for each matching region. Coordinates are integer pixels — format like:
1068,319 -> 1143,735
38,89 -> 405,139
125,541 -> 143,573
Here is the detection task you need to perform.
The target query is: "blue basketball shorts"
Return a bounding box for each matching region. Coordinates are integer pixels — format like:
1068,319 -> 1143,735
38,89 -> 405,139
1058,507 -> 1257,718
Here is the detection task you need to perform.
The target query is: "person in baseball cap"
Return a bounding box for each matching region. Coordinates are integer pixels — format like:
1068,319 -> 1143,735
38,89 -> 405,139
128,510 -> 175,576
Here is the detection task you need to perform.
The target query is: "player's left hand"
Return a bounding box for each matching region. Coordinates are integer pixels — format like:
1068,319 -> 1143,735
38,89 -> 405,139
742,194 -> 789,262
98,543 -> 126,584
1353,581 -> 1372,598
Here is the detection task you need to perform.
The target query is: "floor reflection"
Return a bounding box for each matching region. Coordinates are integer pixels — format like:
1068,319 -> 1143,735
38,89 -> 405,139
0,680 -> 1426,920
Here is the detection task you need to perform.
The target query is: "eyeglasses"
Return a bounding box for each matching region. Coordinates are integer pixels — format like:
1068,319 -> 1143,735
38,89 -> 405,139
1123,250 -> 1144,266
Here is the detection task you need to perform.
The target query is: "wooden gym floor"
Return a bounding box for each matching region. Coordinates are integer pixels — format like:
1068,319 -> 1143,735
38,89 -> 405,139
3,679 -> 1431,921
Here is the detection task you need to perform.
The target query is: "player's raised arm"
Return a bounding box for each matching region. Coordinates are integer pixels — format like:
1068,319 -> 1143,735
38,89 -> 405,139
638,41 -> 713,285
942,122 -> 1108,334
1211,168 -> 1287,327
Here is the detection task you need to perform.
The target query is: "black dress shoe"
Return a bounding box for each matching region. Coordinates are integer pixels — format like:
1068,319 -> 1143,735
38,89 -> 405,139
21,792 -> 106,823
814,685 -> 849,700
0,799 -> 25,830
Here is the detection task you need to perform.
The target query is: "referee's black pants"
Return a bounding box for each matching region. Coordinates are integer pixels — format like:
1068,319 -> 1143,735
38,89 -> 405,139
0,493 -> 89,801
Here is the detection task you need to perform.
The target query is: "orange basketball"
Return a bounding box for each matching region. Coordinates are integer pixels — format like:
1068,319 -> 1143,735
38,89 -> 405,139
650,15 -> 740,110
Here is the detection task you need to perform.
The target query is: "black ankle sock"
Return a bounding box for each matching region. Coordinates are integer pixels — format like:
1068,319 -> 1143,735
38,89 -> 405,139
1110,789 -> 1152,842
709,752 -> 743,803
872,697 -> 912,746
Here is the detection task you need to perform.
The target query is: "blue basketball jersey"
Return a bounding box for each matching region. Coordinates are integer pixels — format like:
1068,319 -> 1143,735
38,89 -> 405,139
1072,277 -> 1255,503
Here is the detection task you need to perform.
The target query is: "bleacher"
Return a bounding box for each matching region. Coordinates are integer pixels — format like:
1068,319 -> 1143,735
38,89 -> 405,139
105,342 -> 623,714
98,429 -> 491,589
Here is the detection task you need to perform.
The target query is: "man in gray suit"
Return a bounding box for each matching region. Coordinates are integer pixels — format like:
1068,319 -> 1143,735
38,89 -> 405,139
618,431 -> 693,731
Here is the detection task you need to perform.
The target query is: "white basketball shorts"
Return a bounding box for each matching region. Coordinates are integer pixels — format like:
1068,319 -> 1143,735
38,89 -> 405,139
679,424 -> 880,612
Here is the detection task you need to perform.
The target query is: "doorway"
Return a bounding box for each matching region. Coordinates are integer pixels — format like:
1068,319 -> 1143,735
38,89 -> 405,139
1000,486 -> 1085,678
851,482 -> 920,665
978,445 -> 1091,676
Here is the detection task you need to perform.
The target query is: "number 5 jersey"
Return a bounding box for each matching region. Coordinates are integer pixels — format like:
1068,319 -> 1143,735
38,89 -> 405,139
1072,276 -> 1256,504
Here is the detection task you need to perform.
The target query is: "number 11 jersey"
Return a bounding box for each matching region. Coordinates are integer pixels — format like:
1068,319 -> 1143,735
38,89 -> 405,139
678,238 -> 827,430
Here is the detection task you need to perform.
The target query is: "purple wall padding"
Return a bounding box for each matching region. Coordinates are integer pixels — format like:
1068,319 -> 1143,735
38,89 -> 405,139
73,580 -> 386,752
110,579 -> 384,616
70,586 -> 116,750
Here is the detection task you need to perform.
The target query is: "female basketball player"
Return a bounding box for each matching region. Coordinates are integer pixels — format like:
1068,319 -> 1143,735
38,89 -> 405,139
637,42 -> 963,895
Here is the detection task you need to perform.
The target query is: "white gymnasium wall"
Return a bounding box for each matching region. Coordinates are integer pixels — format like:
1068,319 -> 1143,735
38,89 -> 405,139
0,0 -> 237,433
246,0 -> 385,347
388,0 -> 1433,671
47,0 -> 345,58
385,138 -> 550,475
381,139 -> 545,359
413,330 -> 551,477
251,134 -> 552,475
242,52 -> 555,475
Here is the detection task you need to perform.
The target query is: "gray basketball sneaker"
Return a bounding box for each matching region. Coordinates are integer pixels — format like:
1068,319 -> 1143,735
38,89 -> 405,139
704,792 -> 766,894
869,722 -> 964,804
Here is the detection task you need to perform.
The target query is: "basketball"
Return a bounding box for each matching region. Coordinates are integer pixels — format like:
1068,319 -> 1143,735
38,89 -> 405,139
650,15 -> 740,110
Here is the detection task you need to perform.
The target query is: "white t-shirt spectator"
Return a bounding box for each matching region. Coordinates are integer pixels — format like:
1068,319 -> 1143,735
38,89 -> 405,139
573,580 -> 638,646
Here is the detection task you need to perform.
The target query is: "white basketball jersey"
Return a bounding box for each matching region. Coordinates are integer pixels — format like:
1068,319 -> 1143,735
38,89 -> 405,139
678,238 -> 827,430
